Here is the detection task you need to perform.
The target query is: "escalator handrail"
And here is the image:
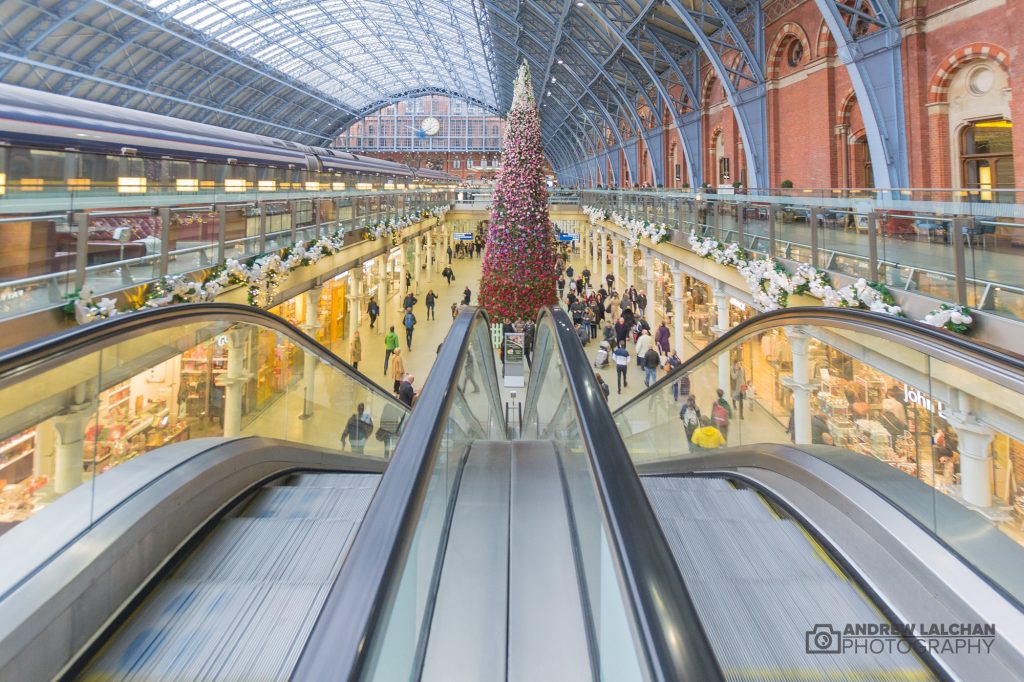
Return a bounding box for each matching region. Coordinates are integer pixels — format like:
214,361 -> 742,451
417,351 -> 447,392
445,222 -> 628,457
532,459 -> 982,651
0,302 -> 406,411
530,306 -> 725,682
614,305 -> 1024,415
291,306 -> 505,681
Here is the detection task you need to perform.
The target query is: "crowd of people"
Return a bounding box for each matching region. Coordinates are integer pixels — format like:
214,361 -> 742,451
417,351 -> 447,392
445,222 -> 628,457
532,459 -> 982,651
553,247 -> 749,453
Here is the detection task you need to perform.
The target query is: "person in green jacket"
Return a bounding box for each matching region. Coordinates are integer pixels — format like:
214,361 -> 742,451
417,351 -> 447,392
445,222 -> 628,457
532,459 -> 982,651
383,326 -> 399,375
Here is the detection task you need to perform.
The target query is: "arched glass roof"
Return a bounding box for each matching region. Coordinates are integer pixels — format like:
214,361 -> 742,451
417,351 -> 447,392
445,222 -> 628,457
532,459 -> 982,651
144,0 -> 497,112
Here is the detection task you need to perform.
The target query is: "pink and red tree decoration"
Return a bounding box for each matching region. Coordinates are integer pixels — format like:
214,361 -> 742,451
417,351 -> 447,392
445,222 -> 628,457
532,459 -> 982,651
478,62 -> 557,320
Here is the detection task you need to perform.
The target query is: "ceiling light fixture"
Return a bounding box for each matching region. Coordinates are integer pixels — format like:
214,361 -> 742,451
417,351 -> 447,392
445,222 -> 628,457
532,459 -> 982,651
558,59 -> 564,64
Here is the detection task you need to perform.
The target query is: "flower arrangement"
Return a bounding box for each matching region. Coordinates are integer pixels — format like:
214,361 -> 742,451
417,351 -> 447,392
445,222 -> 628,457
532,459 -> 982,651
583,205 -> 670,246
67,205 -> 449,324
479,62 -> 559,319
923,304 -> 974,334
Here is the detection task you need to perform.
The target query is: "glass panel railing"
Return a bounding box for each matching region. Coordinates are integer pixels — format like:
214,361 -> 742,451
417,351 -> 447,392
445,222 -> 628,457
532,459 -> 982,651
613,308 -> 1024,605
294,308 -> 506,682
581,189 -> 1024,323
524,307 -> 723,682
0,304 -> 407,533
359,313 -> 504,681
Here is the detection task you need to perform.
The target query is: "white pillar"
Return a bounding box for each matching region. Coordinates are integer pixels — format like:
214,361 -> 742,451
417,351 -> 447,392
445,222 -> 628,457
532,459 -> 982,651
378,255 -> 389,336
52,382 -> 93,494
625,245 -> 635,291
612,237 -> 621,291
301,286 -> 322,419
592,228 -> 600,278
425,231 -> 434,281
223,328 -> 248,437
713,287 -> 731,395
947,392 -> 995,509
414,240 -> 422,294
671,266 -> 685,357
643,248 -> 656,324
600,231 -> 609,285
784,328 -> 813,445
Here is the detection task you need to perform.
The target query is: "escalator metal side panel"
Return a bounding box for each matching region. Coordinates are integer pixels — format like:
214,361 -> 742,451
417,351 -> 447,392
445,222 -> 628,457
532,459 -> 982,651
507,440 -> 592,682
420,442 -> 512,682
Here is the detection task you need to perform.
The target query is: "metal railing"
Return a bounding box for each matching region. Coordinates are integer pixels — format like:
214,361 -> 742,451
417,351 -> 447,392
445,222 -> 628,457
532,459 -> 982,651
581,189 -> 1024,324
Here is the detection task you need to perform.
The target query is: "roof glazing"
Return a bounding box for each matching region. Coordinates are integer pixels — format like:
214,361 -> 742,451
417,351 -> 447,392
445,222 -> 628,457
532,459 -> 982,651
143,0 -> 498,112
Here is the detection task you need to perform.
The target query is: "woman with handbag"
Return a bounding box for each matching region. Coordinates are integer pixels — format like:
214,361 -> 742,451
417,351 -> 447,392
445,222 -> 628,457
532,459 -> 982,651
730,360 -> 747,420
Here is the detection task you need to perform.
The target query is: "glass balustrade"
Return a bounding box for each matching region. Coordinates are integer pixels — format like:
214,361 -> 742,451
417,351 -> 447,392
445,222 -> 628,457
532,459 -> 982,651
582,188 -> 1024,323
0,310 -> 409,533
613,314 -> 1024,604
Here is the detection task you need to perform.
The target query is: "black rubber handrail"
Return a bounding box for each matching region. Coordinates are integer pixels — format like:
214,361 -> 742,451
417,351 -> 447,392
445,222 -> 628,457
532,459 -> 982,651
291,306 -> 505,681
0,302 -> 406,412
526,306 -> 725,682
614,305 -> 1024,415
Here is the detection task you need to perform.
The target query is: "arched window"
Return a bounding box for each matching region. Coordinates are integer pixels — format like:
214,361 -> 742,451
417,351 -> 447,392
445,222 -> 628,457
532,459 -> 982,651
960,119 -> 1014,201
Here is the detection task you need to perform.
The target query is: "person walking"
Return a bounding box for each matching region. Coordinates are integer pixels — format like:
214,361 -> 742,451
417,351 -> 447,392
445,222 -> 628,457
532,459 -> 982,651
581,267 -> 591,286
402,291 -> 417,312
383,326 -> 399,374
643,346 -> 660,387
350,331 -> 362,370
390,349 -> 405,395
637,291 -> 648,316
451,302 -> 459,320
677,371 -> 691,404
442,265 -> 454,285
711,388 -> 733,439
595,372 -> 610,401
731,360 -> 747,420
612,340 -> 630,394
462,286 -> 472,306
402,307 -> 417,350
398,373 -> 416,406
635,329 -> 653,368
446,244 -> 453,264
341,403 -> 374,453
655,321 -> 671,354
367,298 -> 379,329
690,417 -> 726,451
605,271 -> 615,291
679,396 -> 702,443
425,290 -> 437,320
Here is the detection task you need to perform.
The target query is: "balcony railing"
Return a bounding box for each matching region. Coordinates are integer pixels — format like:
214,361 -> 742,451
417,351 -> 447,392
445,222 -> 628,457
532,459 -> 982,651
581,189 -> 1024,325
0,186 -> 454,324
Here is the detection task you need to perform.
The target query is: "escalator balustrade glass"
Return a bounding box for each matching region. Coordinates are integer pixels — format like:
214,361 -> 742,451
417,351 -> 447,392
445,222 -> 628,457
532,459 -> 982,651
0,305 -> 408,533
613,310 -> 1024,605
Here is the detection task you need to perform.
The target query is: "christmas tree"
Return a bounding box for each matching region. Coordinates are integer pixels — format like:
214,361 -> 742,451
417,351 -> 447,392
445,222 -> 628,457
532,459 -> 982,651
478,62 -> 557,320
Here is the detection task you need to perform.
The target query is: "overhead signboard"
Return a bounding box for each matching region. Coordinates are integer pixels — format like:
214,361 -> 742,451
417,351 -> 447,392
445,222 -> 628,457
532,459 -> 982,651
454,232 -> 474,241
558,232 -> 580,242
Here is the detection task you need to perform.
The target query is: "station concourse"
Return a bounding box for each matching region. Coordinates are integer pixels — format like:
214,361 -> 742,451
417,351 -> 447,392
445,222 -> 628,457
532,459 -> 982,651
0,1 -> 1023,680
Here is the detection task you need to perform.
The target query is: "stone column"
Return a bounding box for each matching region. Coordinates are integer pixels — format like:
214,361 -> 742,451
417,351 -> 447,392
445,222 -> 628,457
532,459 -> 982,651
223,328 -> 249,438
301,286 -> 323,419
625,244 -> 635,291
946,392 -> 995,509
379,255 -> 390,335
413,239 -> 422,294
425,231 -> 434,281
670,266 -> 685,357
52,381 -> 95,494
612,237 -> 621,290
712,287 -> 731,395
643,248 -> 656,325
783,328 -> 813,445
599,231 -> 609,285
592,227 -> 600,277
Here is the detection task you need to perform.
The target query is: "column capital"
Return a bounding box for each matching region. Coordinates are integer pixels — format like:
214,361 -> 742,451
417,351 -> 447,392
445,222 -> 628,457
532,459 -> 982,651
945,411 -> 995,440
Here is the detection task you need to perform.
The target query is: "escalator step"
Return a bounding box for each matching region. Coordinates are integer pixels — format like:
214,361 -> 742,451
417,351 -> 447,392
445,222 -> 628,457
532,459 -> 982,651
242,485 -> 376,520
175,518 -> 358,583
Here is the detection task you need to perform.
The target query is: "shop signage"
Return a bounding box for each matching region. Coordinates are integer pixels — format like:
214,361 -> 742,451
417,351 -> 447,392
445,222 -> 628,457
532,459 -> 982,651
558,232 -> 579,242
903,383 -> 948,420
454,232 -> 474,241
504,332 -> 525,388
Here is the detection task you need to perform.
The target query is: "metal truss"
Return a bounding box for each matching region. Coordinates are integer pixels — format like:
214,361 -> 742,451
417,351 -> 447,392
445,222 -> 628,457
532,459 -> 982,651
0,0 -> 910,187
812,0 -> 908,187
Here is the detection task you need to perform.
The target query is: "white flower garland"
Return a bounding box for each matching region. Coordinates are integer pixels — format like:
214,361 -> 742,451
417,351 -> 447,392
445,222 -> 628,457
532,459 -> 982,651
586,206 -> 975,333
71,206 -> 449,324
582,205 -> 669,247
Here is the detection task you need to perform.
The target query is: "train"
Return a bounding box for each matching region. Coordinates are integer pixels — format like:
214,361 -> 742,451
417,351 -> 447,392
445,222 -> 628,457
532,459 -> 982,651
0,83 -> 456,190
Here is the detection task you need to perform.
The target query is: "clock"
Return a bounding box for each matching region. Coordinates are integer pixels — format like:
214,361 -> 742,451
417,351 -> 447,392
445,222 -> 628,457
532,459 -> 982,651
421,117 -> 441,136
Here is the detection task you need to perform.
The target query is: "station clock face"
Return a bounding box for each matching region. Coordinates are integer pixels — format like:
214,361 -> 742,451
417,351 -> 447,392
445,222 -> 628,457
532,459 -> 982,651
421,117 -> 441,136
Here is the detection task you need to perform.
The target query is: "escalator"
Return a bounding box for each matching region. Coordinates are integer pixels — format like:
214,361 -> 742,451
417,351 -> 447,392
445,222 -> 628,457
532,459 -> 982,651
612,307 -> 1024,681
2,303 -> 1024,681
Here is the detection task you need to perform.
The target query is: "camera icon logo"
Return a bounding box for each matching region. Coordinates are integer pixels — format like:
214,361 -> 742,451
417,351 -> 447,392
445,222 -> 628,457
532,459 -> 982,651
806,624 -> 842,654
